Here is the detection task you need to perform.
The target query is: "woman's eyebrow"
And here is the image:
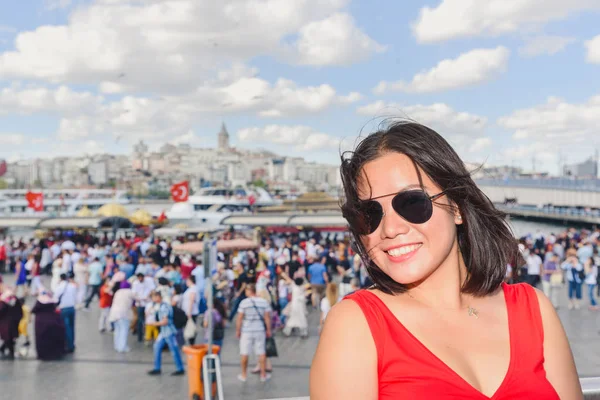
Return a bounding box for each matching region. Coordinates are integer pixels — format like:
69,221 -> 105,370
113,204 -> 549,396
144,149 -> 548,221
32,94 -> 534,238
368,184 -> 426,200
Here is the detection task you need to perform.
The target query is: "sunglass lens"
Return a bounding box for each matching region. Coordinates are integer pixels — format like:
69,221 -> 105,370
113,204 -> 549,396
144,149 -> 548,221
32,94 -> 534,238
392,191 -> 432,224
348,201 -> 382,235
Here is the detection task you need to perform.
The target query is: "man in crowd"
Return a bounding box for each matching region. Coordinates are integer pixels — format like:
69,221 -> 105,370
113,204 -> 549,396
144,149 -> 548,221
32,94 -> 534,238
147,291 -> 185,376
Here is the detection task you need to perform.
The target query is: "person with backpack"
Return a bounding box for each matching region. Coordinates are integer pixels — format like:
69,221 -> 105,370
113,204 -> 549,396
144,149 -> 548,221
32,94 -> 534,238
203,297 -> 226,355
147,290 -> 185,376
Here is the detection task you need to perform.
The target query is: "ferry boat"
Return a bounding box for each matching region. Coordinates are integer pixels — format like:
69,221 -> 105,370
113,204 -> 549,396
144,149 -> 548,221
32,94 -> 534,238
166,186 -> 281,225
0,189 -> 131,217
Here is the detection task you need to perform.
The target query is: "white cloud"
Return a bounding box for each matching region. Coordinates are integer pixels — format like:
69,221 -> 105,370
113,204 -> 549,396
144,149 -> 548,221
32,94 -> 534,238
585,34 -> 600,64
0,85 -> 103,116
519,35 -> 576,57
373,47 -> 509,94
288,13 -> 386,66
412,0 -> 600,43
356,101 -> 491,155
498,95 -> 600,146
469,137 -> 492,153
0,133 -> 26,145
358,101 -> 487,136
0,0 -> 379,92
237,125 -> 340,151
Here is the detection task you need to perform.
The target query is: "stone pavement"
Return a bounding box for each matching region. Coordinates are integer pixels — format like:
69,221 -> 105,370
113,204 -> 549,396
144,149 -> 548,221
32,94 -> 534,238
2,275 -> 600,400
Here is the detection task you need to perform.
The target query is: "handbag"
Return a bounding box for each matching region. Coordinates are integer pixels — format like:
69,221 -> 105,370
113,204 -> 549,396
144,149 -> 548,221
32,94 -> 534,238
250,300 -> 278,358
183,318 -> 197,340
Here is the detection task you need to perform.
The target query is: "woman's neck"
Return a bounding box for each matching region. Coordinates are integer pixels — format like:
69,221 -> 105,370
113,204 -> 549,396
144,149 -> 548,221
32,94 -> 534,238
405,240 -> 471,310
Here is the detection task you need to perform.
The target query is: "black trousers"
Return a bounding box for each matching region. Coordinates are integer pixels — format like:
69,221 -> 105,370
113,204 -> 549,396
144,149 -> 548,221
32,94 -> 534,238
85,284 -> 101,308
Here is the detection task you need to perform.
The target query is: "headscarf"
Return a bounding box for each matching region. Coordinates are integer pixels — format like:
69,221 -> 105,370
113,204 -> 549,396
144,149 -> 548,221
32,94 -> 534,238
119,281 -> 131,290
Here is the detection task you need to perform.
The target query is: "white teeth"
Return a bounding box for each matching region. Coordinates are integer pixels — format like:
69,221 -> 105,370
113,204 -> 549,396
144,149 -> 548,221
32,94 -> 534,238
387,244 -> 421,257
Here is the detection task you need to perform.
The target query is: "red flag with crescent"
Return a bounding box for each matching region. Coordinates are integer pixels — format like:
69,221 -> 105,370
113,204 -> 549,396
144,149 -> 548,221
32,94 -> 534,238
26,192 -> 44,212
170,181 -> 189,202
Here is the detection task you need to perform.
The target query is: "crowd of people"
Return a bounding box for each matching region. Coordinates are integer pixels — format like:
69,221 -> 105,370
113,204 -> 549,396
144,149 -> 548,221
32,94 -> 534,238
0,228 -> 369,383
510,227 -> 600,311
0,222 -> 598,393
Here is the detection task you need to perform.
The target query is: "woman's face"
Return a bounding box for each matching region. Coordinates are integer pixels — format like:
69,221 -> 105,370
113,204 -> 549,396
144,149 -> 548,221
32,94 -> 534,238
358,152 -> 461,287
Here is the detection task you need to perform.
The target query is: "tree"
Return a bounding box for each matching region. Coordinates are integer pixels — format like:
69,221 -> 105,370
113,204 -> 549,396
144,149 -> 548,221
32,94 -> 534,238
252,179 -> 266,188
0,178 -> 7,189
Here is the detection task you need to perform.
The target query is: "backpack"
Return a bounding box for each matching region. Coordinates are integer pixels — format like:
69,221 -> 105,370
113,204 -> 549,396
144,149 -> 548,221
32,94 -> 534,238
172,306 -> 188,330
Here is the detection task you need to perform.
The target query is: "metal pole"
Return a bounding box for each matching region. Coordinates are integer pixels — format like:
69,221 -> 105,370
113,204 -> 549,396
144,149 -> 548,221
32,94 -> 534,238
203,235 -> 213,400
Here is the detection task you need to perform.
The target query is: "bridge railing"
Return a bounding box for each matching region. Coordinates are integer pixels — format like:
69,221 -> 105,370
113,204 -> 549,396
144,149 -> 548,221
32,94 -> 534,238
261,377 -> 600,400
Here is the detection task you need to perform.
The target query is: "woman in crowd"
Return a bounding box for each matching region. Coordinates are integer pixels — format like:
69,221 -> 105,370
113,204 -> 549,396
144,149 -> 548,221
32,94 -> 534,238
280,271 -> 308,338
319,282 -> 339,333
73,258 -> 88,308
203,297 -> 227,355
584,256 -> 598,310
181,276 -> 200,345
311,122 -> 581,399
562,255 -> 584,310
32,291 -> 66,360
109,281 -> 135,353
0,289 -> 23,359
98,277 -> 114,333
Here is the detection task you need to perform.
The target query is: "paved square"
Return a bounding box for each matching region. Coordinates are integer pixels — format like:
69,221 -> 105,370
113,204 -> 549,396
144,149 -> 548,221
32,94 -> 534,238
1,276 -> 600,400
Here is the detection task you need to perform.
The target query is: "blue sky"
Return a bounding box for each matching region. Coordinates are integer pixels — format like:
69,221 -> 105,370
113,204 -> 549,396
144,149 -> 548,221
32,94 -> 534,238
0,0 -> 600,175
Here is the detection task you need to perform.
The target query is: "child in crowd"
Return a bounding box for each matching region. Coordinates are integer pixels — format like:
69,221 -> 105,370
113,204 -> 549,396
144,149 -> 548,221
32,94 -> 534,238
144,294 -> 159,346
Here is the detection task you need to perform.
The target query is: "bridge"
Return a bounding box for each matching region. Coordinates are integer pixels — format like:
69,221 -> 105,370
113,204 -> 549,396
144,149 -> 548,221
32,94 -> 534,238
476,178 -> 600,209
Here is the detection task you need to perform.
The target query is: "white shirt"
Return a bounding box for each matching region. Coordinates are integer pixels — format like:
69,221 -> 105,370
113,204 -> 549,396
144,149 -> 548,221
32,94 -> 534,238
132,278 -> 155,307
41,248 -> 52,267
53,281 -> 78,309
108,288 -> 135,322
51,244 -> 61,259
181,285 -> 200,316
62,253 -> 72,273
526,254 -> 542,275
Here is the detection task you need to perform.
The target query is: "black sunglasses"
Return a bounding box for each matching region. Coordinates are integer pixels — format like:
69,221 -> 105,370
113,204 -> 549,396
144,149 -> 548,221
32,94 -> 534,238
347,189 -> 446,235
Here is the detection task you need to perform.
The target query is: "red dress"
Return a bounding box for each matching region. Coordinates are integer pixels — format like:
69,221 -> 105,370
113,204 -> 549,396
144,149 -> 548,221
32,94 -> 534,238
345,283 -> 560,399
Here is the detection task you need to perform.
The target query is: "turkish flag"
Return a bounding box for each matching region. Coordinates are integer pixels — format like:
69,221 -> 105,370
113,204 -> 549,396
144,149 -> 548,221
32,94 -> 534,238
157,211 -> 167,223
170,181 -> 189,202
248,194 -> 256,206
26,192 -> 44,212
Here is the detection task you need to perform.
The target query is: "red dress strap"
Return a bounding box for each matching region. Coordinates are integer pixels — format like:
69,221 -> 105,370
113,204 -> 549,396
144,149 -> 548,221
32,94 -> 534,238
344,290 -> 387,374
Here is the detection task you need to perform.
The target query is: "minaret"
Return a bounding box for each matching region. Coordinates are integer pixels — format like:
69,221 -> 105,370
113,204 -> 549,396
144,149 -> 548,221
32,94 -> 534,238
218,122 -> 230,151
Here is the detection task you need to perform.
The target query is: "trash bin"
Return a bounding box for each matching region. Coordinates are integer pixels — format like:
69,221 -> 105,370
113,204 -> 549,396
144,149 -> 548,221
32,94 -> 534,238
183,344 -> 221,400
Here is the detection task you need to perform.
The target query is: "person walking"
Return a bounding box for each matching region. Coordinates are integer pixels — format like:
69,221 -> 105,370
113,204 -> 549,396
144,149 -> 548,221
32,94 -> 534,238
53,272 -> 78,353
562,255 -> 584,310
147,290 -> 185,376
181,276 -> 200,345
584,256 -> 599,310
236,283 -> 272,383
84,257 -> 104,309
132,272 -> 154,343
109,281 -> 135,353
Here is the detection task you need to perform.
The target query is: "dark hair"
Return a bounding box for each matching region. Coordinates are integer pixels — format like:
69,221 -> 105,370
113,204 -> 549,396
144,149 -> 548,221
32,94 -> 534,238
340,121 -> 516,297
294,277 -> 304,286
188,275 -> 196,284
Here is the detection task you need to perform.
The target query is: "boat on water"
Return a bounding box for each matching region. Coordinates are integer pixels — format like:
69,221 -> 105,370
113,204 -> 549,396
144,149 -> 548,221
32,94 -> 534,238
165,186 -> 281,228
0,189 -> 130,217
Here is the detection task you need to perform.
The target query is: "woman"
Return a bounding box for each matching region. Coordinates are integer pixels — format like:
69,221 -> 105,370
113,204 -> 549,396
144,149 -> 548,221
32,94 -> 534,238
280,272 -> 308,338
319,282 -> 339,333
562,255 -> 584,310
0,289 -> 23,360
584,257 -> 598,310
181,276 -> 200,345
108,281 -> 135,353
73,258 -> 88,308
31,291 -> 66,360
51,258 -> 64,293
98,277 -> 114,333
542,253 -> 563,308
203,297 -> 227,355
310,122 -> 581,399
